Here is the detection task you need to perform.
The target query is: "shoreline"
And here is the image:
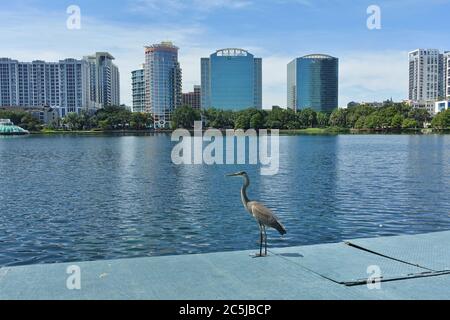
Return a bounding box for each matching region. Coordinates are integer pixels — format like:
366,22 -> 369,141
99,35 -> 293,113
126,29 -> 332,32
22,128 -> 450,135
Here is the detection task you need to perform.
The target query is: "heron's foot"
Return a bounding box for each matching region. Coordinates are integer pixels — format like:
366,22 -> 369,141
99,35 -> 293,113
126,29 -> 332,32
250,253 -> 268,258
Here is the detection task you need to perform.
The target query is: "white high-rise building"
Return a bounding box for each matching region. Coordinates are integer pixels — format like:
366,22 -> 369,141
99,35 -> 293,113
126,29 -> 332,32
84,52 -> 120,107
0,58 -> 20,106
0,58 -> 60,107
444,51 -> 450,99
58,59 -> 91,114
408,49 -> 444,102
131,67 -> 145,113
0,53 -> 120,115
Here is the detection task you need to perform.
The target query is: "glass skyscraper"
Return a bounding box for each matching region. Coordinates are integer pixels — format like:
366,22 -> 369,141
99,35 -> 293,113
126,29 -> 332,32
201,48 -> 262,110
287,54 -> 338,112
144,42 -> 182,128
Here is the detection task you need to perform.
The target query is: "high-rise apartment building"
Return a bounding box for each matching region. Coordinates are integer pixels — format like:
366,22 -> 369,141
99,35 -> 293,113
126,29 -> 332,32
0,58 -> 18,106
0,53 -> 120,114
182,85 -> 201,109
201,48 -> 262,110
287,54 -> 339,112
408,49 -> 444,102
444,51 -> 450,99
0,59 -> 60,108
30,61 -> 60,107
84,52 -> 120,107
144,42 -> 182,128
58,59 -> 91,114
131,67 -> 145,113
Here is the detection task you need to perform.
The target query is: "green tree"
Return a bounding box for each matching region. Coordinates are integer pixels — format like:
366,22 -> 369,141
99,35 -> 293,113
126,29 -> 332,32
390,114 -> 404,129
316,112 -> 329,128
250,112 -> 264,129
364,113 -> 382,129
346,105 -> 374,128
95,105 -> 132,130
297,108 -> 317,128
408,108 -> 431,125
171,105 -> 201,129
235,114 -> 250,130
354,116 -> 366,129
402,118 -> 419,129
265,108 -> 284,129
202,108 -> 234,128
130,112 -> 153,130
431,109 -> 450,129
79,110 -> 93,130
329,108 -> 347,127
64,112 -> 81,131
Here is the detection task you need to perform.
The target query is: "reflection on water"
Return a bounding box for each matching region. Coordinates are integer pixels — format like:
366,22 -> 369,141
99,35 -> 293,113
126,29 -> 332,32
0,134 -> 449,266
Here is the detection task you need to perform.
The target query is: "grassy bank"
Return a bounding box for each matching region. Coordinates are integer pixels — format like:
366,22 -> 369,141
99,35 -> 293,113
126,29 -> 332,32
280,127 -> 350,135
35,129 -> 155,135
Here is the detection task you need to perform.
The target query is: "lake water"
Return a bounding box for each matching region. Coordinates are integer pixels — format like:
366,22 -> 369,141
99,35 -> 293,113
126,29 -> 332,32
0,134 -> 449,267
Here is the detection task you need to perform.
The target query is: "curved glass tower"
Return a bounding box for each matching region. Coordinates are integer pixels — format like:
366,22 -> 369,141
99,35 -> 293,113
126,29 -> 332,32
201,48 -> 262,110
144,42 -> 182,128
287,54 -> 338,112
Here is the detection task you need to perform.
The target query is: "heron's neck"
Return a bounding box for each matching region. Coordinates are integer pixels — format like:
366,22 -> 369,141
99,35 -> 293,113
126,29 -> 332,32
241,175 -> 250,207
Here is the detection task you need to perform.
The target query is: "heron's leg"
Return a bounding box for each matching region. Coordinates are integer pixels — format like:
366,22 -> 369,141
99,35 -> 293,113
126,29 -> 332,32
259,224 -> 263,257
263,225 -> 267,256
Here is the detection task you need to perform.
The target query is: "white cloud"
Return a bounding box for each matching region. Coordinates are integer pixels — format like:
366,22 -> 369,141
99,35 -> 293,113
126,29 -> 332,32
0,9 -> 205,106
261,55 -> 291,108
339,51 -> 408,106
0,7 -> 409,109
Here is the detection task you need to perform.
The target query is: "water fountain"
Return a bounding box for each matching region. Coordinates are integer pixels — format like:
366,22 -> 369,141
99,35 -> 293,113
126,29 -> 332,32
0,119 -> 30,135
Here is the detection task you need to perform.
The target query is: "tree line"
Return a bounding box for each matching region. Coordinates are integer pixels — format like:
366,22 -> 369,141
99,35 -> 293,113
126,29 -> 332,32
1,106 -> 153,132
171,103 -> 449,130
57,106 -> 153,131
1,103 -> 449,132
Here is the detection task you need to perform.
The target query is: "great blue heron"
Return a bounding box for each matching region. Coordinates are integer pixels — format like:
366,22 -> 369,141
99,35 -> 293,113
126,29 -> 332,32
227,171 -> 286,257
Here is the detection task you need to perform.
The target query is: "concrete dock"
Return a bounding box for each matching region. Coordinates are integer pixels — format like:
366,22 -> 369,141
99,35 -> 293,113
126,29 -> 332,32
1,231 -> 449,300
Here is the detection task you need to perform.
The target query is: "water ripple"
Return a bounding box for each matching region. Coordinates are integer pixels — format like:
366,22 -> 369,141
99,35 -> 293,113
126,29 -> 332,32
0,134 -> 449,266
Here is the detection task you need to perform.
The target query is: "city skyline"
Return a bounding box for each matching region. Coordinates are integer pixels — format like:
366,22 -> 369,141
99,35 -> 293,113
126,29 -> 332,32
1,0 -> 449,109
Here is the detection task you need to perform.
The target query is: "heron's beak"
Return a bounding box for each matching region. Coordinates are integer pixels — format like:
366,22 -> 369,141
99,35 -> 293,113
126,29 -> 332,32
226,172 -> 241,177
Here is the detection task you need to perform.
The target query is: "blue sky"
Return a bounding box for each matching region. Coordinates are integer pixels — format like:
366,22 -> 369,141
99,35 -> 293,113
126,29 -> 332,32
1,0 -> 449,108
